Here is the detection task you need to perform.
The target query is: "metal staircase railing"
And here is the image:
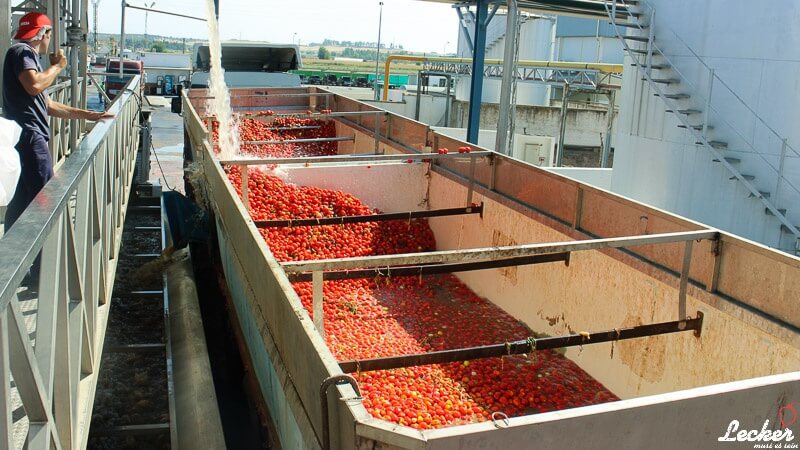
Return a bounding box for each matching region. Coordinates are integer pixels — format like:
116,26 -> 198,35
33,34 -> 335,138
604,0 -> 800,252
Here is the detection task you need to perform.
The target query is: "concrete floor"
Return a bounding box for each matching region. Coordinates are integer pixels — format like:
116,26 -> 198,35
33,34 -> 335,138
147,104 -> 186,194
86,84 -> 186,193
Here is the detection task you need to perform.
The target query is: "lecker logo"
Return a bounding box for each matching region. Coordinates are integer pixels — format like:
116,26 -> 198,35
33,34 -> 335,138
717,402 -> 798,449
20,21 -> 29,26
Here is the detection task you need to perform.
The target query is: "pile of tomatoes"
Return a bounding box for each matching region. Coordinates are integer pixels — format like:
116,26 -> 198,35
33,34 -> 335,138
219,119 -> 618,430
210,115 -> 338,157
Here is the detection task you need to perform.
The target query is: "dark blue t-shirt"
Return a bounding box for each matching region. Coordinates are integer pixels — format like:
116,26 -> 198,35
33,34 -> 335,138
2,43 -> 49,140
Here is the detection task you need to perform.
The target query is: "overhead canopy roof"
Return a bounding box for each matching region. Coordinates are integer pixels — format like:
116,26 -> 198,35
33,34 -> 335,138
425,0 -> 633,20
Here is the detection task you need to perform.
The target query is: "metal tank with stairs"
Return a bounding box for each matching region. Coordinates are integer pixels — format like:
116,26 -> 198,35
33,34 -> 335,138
602,0 -> 800,254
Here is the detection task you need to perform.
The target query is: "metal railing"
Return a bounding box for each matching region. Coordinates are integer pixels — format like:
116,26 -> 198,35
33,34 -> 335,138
47,78 -> 86,168
607,0 -> 800,245
0,76 -> 142,450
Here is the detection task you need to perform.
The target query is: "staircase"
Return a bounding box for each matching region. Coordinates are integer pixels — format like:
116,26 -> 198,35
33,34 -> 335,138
604,0 -> 800,254
484,14 -> 530,55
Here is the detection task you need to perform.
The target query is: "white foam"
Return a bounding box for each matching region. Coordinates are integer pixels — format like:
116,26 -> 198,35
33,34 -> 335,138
204,1 -> 239,160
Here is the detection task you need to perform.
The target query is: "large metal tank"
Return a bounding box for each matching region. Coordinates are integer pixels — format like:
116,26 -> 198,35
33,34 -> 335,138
455,14 -> 554,106
183,87 -> 800,449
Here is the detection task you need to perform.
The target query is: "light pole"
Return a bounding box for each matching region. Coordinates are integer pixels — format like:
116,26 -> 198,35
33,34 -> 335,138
443,41 -> 449,56
144,1 -> 155,51
293,32 -> 298,45
374,1 -> 384,100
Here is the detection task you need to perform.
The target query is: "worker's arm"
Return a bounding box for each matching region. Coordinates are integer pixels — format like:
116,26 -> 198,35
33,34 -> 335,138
17,50 -> 67,96
48,100 -> 115,121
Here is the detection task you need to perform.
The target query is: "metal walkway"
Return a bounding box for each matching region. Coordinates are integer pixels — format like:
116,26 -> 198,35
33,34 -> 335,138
0,77 -> 141,449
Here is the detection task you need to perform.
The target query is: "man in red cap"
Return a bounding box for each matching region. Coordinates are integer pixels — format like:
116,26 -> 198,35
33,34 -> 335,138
3,12 -> 112,279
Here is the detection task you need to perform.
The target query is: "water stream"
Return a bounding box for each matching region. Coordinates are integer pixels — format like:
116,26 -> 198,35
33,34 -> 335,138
204,0 -> 239,160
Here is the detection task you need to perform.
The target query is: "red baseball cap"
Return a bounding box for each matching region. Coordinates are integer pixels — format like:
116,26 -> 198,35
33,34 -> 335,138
14,12 -> 52,40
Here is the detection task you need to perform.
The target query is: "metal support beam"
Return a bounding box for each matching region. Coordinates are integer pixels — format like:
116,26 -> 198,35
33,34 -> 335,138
240,136 -> 354,145
255,204 -> 483,229
466,0 -> 489,144
122,3 -> 206,22
0,0 -> 11,108
338,313 -> 704,373
119,0 -> 125,77
455,6 -> 475,55
193,92 -> 334,99
218,150 -> 491,166
236,110 -> 382,120
495,0 -> 518,155
312,271 -> 323,336
557,81 -> 570,167
415,71 -> 423,121
287,252 -> 569,283
265,125 -> 321,131
678,240 -> 693,320
67,0 -> 81,153
240,165 -> 249,213
281,230 -> 718,273
601,90 -> 615,167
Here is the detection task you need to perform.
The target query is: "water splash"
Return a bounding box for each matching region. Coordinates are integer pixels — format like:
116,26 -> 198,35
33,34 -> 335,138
204,0 -> 239,160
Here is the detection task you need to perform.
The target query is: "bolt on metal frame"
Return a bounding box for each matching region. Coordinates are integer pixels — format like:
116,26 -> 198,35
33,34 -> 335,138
0,77 -> 142,450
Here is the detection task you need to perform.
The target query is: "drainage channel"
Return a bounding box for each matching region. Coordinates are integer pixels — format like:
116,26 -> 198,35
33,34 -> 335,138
87,188 -> 271,449
88,193 -> 175,449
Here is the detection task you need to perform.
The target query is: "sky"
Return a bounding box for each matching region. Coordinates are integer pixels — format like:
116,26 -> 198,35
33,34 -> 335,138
96,0 -> 462,54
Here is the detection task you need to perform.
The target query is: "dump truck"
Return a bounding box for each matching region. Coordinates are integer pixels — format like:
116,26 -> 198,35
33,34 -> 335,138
190,42 -> 302,88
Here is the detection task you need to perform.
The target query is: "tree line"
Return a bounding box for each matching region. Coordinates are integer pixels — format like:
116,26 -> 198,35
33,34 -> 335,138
317,38 -> 404,50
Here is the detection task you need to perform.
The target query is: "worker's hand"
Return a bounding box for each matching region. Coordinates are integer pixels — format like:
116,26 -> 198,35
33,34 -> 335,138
49,49 -> 67,69
84,110 -> 115,121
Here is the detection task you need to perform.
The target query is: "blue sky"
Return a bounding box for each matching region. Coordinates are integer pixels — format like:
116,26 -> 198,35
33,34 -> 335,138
96,0 -> 461,54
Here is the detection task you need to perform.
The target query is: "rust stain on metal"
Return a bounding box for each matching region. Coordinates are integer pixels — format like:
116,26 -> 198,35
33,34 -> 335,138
491,230 -> 518,284
616,314 -> 667,385
545,314 -> 562,327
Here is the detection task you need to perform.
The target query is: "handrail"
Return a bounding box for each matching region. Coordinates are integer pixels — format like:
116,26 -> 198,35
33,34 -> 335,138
382,55 -> 624,100
613,2 -> 800,169
0,75 -> 141,449
607,0 -> 800,240
46,77 -> 86,165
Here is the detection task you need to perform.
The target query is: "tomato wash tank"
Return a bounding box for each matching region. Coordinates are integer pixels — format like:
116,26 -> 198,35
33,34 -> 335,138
181,87 -> 800,450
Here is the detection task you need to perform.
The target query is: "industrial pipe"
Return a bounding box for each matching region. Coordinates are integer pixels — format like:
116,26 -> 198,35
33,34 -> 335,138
320,374 -> 361,450
382,55 -> 623,101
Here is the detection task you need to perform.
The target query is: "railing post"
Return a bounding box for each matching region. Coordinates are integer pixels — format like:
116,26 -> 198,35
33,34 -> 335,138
0,311 -> 12,449
557,82 -> 570,167
240,164 -> 249,212
774,138 -> 787,206
702,68 -> 714,138
312,271 -> 324,337
645,8 -> 656,74
611,0 -> 617,25
678,240 -> 693,321
374,112 -> 381,154
601,90 -> 615,168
